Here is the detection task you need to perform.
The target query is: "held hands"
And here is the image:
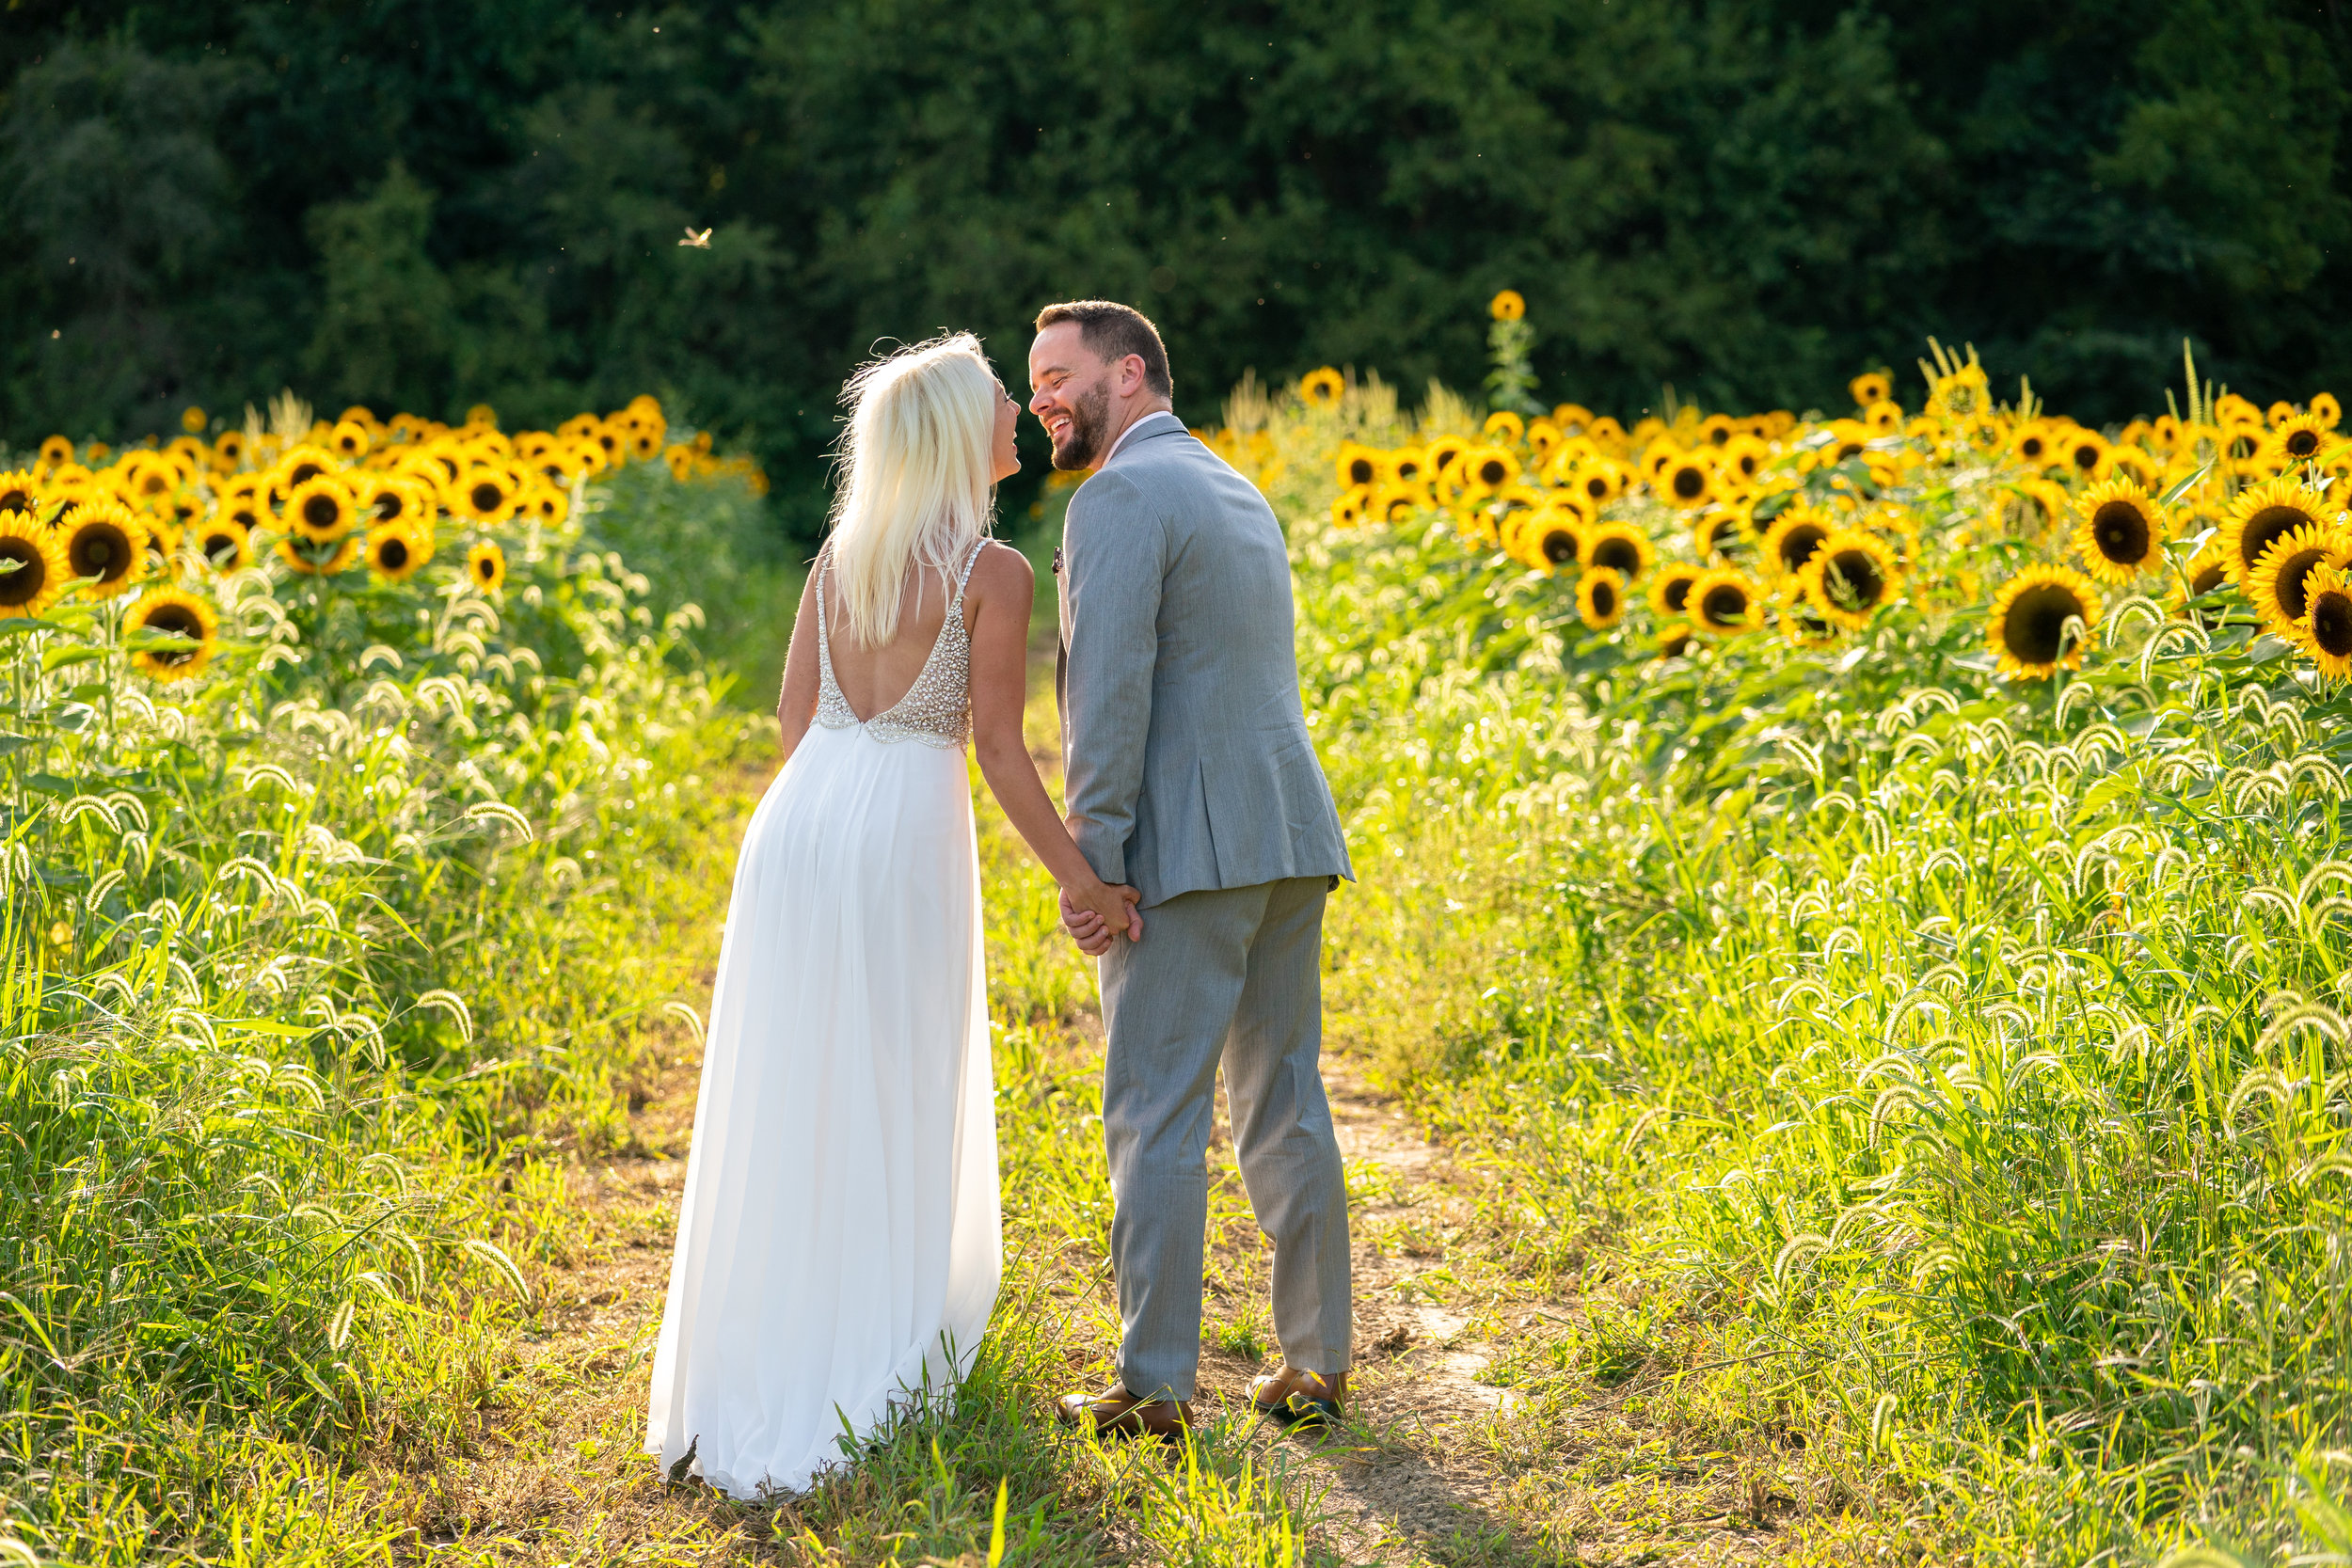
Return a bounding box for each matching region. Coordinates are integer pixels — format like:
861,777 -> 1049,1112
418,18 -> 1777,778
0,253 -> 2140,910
1060,880 -> 1144,957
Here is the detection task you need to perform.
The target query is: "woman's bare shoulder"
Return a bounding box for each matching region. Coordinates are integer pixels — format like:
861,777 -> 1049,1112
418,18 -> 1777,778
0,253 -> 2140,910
966,539 -> 1035,595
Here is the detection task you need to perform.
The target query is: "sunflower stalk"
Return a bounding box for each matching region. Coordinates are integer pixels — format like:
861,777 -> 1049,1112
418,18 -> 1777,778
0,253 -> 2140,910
1484,316 -> 1545,419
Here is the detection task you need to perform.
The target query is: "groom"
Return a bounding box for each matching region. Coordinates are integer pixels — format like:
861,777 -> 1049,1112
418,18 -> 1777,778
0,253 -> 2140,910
1028,300 -> 1355,1437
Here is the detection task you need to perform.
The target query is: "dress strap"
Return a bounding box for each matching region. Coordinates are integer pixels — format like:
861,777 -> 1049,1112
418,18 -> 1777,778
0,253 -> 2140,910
951,538 -> 988,606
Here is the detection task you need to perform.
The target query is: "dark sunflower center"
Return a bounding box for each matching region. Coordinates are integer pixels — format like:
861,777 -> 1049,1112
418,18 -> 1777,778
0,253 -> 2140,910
2000,582 -> 2090,664
1671,466 -> 1707,499
230,506 -> 261,530
471,482 -> 503,512
1589,580 -> 1618,618
1662,574 -> 1694,612
1824,549 -> 1886,608
140,473 -> 169,496
302,494 -> 342,531
200,529 -> 240,563
0,487 -> 31,514
1700,583 -> 1750,626
1347,459 -> 1375,485
1396,462 -> 1421,482
2287,429 -> 2321,458
2239,506 -> 2314,572
1778,523 -> 1827,574
1540,528 -> 1579,565
1584,476 -> 1610,500
71,525 -> 129,579
1738,454 -> 1759,476
2229,434 -> 2259,460
475,558 -> 498,582
2090,500 -> 2152,564
289,461 -> 326,487
2190,562 -> 2226,596
2274,547 -> 2329,619
1589,537 -> 1641,574
142,605 -> 204,660
1476,460 -> 1507,486
1661,628 -> 1692,657
0,539 -> 48,605
377,537 -> 411,571
374,492 -> 404,521
2312,590 -> 2352,656
2072,443 -> 2101,470
2021,436 -> 2045,459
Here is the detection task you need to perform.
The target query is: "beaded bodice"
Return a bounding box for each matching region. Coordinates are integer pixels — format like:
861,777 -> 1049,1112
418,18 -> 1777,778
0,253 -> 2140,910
813,540 -> 986,748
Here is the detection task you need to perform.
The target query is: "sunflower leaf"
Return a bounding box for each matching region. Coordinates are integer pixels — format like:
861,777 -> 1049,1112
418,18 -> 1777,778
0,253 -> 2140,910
2158,459 -> 2215,509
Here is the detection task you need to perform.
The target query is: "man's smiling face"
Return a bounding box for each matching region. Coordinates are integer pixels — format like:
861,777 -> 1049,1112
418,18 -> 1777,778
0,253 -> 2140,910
1028,322 -> 1114,471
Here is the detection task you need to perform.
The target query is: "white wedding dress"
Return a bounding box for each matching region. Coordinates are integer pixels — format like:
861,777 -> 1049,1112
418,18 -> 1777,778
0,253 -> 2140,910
645,542 -> 1001,1498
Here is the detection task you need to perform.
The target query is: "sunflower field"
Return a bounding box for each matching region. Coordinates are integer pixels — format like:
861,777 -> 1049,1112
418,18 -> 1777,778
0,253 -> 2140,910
1187,297 -> 2352,1560
0,392 -> 783,1560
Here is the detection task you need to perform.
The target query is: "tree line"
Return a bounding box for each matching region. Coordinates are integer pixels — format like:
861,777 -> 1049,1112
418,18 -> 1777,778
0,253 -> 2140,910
3,0 -> 2344,535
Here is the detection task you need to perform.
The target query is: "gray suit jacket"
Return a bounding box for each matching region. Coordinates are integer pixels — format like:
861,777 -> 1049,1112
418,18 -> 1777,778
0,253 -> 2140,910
1057,413 -> 1352,909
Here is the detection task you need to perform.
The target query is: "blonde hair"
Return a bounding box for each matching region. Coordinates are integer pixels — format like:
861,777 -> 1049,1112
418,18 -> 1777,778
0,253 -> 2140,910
825,333 -> 999,648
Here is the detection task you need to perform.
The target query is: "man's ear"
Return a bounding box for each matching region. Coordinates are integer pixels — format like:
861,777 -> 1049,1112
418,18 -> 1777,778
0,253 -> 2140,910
1118,354 -> 1148,398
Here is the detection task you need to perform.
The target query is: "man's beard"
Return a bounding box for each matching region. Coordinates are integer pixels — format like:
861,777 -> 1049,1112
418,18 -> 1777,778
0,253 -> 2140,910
1050,381 -> 1112,470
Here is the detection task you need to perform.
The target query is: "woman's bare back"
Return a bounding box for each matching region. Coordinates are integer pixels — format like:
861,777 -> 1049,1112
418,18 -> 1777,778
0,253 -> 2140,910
823,562 -> 964,722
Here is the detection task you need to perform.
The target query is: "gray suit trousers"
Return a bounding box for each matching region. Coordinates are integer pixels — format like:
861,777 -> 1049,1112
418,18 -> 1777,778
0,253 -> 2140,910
1098,876 -> 1351,1403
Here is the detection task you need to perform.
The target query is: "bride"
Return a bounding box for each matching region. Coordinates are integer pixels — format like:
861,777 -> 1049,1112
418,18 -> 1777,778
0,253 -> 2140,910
644,333 -> 1140,1497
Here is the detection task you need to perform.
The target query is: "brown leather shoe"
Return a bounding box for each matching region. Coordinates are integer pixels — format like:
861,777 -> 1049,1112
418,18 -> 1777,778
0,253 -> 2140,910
1248,1366 -> 1346,1426
1055,1384 -> 1193,1438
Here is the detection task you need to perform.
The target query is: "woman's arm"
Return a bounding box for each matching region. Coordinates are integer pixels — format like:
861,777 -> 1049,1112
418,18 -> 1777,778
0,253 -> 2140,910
774,554 -> 825,762
966,543 -> 1142,941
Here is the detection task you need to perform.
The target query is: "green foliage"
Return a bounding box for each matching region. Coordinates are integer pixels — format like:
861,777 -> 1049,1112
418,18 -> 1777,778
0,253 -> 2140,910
5,1 -> 2350,537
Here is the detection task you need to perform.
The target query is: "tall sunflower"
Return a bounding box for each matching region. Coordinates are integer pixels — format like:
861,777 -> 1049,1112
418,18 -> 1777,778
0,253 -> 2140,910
1578,566 -> 1627,629
0,511 -> 70,617
467,541 -> 508,594
125,587 -> 218,681
2221,477 -> 2335,584
1986,565 -> 2102,679
2245,524 -> 2352,634
1648,562 -> 1704,618
365,524 -> 426,583
1759,506 -> 1831,578
2070,480 -> 2168,583
2293,562 -> 2352,679
1489,290 -> 1526,322
193,516 -> 251,571
285,477 -> 358,542
58,501 -> 149,598
1689,568 -> 1764,635
1581,521 -> 1652,580
1660,452 -> 1714,508
1797,529 -> 1902,630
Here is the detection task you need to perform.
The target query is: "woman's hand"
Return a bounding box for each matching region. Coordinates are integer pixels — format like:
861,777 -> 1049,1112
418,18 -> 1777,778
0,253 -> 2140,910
1066,878 -> 1142,948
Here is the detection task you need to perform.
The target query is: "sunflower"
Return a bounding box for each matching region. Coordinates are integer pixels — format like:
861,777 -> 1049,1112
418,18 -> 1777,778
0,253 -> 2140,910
0,469 -> 43,522
2314,392 -> 2344,430
1649,562 -> 1705,618
214,430 -> 248,470
1571,459 -> 1627,506
1581,520 -> 1652,579
277,533 -> 362,575
1660,451 -> 1714,508
1720,435 -> 1768,483
1986,564 -> 2102,679
2053,428 -> 2106,476
1655,622 -> 1696,659
1689,568 -> 1764,635
365,523 -> 427,582
58,501 -> 149,598
38,436 -> 73,469
276,445 -> 337,494
1520,510 -> 1583,569
1331,491 -> 1366,528
1489,289 -> 1526,322
125,587 -> 218,681
284,477 -> 358,542
2070,480 -> 2168,582
1458,446 -> 1519,494
2293,562 -> 2352,678
193,516 -> 251,570
2246,523 -> 2352,634
1929,363 -> 1991,422
2011,423 -> 2054,467
1759,506 -> 1832,578
1578,565 -> 1627,629
2220,477 -> 2335,584
450,466 -> 522,526
1484,411 -> 1525,445
1797,529 -> 1902,630
357,473 -> 434,533
1863,400 -> 1904,435
1849,371 -> 1892,408
329,420 -> 373,460
1336,444 -> 1384,489
2104,446 -> 2159,487
1525,419 -> 1563,456
1371,483 -> 1423,524
467,541 -> 508,594
1424,434 -> 1470,480
1692,508 -> 1755,563
2265,412 -> 2330,467
0,510 -> 70,617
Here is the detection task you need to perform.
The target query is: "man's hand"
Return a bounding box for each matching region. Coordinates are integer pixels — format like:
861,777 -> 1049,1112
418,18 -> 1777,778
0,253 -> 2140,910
1060,885 -> 1142,955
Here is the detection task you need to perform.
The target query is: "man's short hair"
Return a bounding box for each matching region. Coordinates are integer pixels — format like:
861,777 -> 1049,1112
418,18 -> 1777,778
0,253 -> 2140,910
1034,300 -> 1174,400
